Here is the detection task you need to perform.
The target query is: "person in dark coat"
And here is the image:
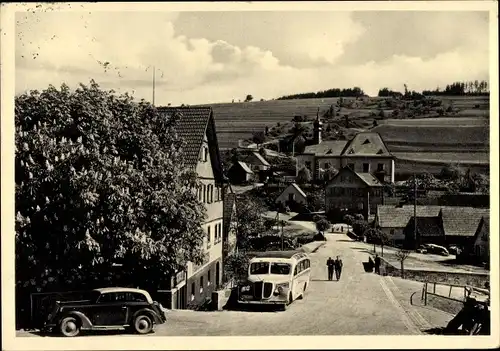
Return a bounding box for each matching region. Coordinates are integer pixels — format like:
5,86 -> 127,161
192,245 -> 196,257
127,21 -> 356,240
374,254 -> 381,275
334,256 -> 343,280
326,257 -> 335,281
368,256 -> 375,272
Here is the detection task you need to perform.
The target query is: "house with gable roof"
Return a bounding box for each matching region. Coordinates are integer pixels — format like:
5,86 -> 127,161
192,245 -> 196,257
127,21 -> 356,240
157,106 -> 225,310
295,116 -> 395,183
325,165 -> 384,220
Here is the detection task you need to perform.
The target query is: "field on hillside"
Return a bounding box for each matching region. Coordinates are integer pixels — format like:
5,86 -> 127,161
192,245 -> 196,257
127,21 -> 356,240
206,96 -> 489,150
205,95 -> 490,176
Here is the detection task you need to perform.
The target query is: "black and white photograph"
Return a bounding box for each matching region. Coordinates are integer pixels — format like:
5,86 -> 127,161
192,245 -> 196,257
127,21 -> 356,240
1,1 -> 498,350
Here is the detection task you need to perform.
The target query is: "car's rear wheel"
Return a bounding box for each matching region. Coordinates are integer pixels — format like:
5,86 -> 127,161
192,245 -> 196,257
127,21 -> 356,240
134,314 -> 153,334
59,316 -> 81,337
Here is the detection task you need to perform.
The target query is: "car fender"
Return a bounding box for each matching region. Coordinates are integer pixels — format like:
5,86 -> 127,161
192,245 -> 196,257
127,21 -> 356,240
59,311 -> 92,329
131,308 -> 163,324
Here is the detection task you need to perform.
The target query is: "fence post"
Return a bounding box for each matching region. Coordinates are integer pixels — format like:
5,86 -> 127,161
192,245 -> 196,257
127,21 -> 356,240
449,285 -> 452,297
424,283 -> 427,305
433,282 -> 436,294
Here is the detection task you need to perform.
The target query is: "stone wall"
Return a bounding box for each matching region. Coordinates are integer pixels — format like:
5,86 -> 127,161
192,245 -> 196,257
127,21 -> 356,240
376,255 -> 489,288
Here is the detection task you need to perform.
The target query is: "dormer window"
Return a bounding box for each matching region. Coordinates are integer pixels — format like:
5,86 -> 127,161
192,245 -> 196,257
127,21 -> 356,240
348,149 -> 354,154
363,139 -> 370,145
377,149 -> 384,155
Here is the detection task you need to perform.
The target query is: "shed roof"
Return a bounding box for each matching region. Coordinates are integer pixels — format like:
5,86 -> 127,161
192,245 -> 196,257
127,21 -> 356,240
440,207 -> 490,237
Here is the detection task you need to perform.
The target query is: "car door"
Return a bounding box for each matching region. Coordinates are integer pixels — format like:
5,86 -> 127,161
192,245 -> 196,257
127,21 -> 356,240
93,292 -> 129,326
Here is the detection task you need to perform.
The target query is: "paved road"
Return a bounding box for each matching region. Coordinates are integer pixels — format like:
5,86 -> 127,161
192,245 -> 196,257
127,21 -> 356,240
18,233 -> 423,337
160,233 -> 420,336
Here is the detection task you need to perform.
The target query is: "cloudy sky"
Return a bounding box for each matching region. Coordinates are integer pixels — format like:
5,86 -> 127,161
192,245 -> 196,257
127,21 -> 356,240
15,7 -> 490,105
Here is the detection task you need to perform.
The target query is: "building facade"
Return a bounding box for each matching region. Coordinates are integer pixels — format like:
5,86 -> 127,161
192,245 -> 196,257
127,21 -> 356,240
157,107 -> 225,310
326,166 -> 383,220
296,119 -> 395,183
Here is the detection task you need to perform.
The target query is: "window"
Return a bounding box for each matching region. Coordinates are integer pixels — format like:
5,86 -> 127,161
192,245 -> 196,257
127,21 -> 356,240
305,161 -> 312,170
207,226 -> 211,247
191,282 -> 195,301
208,270 -> 211,286
363,163 -> 370,172
202,146 -> 208,162
347,163 -> 355,170
288,193 -> 295,202
390,229 -> 395,236
210,185 -> 214,203
270,263 -> 291,275
216,186 -> 220,201
202,184 -> 206,203
200,276 -> 204,294
250,262 -> 269,275
377,163 -> 385,172
324,163 -> 330,169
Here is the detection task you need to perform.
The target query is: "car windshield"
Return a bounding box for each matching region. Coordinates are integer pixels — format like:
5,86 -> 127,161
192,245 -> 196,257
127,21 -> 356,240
250,262 -> 269,275
270,263 -> 291,275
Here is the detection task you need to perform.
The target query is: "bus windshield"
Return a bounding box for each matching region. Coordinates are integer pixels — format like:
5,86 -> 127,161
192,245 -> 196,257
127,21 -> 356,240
250,262 -> 291,275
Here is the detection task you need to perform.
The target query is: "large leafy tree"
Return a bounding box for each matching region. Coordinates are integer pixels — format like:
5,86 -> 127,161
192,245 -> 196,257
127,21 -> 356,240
15,81 -> 207,294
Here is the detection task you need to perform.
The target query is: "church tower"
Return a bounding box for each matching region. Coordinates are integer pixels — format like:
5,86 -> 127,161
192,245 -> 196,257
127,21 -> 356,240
313,107 -> 323,145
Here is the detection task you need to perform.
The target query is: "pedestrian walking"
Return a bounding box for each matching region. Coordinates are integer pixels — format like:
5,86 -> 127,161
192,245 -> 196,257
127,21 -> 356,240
334,256 -> 343,280
374,254 -> 381,275
326,257 -> 335,281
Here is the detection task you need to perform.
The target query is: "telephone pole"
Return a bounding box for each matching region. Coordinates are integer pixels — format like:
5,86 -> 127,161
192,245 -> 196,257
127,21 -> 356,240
152,65 -> 156,106
413,173 -> 417,248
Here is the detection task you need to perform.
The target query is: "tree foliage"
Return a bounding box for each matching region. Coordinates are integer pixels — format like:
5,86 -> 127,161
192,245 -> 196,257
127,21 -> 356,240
234,195 -> 267,250
296,167 -> 312,185
15,81 -> 207,294
251,131 -> 266,146
315,218 -> 331,234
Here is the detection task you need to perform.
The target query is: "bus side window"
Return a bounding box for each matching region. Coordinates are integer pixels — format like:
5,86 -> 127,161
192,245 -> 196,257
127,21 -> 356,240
294,265 -> 299,276
299,261 -> 304,273
305,259 -> 310,269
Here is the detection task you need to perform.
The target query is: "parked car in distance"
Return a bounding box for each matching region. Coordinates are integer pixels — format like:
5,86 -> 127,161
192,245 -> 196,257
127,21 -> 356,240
422,243 -> 449,256
41,287 -> 167,337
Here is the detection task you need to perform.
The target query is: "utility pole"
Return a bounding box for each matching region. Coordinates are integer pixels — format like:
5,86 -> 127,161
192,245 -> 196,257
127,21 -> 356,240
281,220 -> 284,251
152,65 -> 156,107
413,173 -> 417,249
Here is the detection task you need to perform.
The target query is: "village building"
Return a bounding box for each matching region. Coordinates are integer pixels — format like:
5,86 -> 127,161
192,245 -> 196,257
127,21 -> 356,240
325,166 -> 384,220
227,161 -> 254,184
375,205 -> 489,249
471,215 -> 489,263
275,183 -> 308,209
296,115 -> 395,183
157,106 -> 225,310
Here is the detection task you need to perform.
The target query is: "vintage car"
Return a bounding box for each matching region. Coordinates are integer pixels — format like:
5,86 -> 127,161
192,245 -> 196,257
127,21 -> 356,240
237,251 -> 311,310
41,287 -> 167,337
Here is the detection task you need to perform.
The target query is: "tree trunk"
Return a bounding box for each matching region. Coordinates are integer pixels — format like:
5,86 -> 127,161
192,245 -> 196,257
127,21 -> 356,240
373,243 -> 376,253
381,244 -> 384,257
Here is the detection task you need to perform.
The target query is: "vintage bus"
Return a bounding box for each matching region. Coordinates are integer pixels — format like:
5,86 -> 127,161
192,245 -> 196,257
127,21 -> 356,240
237,251 -> 311,309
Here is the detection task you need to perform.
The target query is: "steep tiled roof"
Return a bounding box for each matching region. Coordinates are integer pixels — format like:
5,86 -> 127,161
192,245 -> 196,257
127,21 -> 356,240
441,207 -> 490,237
407,217 -> 444,237
157,106 -> 211,169
223,193 -> 236,235
340,132 -> 391,156
157,106 -> 223,183
303,140 -> 348,155
376,205 -> 443,228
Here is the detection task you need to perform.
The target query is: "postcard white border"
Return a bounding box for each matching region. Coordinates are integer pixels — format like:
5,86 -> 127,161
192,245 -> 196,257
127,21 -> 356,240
2,1 -> 499,350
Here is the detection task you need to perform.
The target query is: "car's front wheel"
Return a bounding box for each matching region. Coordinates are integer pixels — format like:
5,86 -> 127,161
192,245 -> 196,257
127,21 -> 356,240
59,316 -> 81,337
134,314 -> 153,334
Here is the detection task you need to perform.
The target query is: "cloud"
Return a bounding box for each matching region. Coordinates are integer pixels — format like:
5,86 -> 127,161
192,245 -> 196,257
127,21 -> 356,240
15,11 -> 489,105
337,11 -> 489,65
